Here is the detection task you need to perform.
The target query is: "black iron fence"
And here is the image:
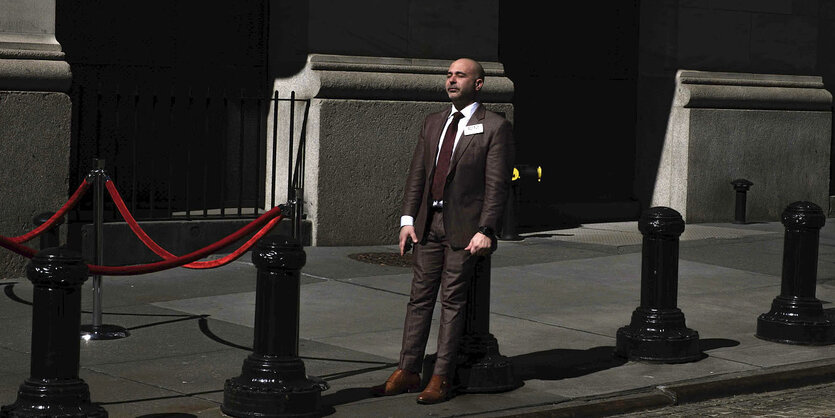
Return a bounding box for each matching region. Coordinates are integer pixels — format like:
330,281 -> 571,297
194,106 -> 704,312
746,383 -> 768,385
68,86 -> 309,222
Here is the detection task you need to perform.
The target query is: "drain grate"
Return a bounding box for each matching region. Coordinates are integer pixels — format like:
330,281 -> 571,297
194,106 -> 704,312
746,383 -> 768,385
348,252 -> 413,267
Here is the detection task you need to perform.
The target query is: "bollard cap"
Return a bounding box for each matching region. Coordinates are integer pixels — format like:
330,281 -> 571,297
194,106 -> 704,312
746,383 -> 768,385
782,201 -> 825,230
638,207 -> 685,238
252,235 -> 307,271
26,247 -> 89,288
731,179 -> 753,192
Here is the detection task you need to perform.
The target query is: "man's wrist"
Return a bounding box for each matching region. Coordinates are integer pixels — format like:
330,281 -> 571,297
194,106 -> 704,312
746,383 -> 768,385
400,215 -> 414,227
478,226 -> 495,239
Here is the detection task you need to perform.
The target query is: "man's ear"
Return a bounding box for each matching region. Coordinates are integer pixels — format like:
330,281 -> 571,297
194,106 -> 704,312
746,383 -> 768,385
475,78 -> 484,91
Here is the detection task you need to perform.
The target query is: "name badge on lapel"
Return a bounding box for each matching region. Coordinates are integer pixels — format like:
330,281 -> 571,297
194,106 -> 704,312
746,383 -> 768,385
464,124 -> 484,135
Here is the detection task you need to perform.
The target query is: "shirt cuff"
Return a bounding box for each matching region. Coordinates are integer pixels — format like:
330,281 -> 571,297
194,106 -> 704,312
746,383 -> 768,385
400,215 -> 414,227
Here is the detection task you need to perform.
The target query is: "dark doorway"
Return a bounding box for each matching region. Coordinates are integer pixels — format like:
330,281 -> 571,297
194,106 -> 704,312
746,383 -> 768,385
499,1 -> 641,230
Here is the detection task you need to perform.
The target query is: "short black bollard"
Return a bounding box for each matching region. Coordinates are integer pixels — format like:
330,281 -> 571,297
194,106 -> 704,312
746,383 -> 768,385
33,212 -> 63,250
454,256 -> 523,392
1,248 -> 107,417
222,236 -> 328,418
615,207 -> 701,363
731,179 -> 753,224
756,202 -> 835,345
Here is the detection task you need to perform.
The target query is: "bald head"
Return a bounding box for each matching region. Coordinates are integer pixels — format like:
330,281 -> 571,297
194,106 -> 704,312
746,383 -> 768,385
453,58 -> 485,80
446,58 -> 485,109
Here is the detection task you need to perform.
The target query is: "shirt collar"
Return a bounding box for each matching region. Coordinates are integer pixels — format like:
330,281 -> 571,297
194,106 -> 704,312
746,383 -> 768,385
450,102 -> 479,120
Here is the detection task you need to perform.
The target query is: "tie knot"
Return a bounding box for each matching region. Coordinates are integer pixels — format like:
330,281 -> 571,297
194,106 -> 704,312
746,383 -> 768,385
452,112 -> 463,121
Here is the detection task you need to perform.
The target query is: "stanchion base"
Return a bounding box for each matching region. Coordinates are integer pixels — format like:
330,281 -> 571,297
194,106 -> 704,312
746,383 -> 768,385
756,313 -> 835,345
756,296 -> 835,345
0,378 -> 107,417
222,355 -> 329,418
615,307 -> 703,363
80,324 -> 130,341
422,333 -> 523,394
615,325 -> 702,363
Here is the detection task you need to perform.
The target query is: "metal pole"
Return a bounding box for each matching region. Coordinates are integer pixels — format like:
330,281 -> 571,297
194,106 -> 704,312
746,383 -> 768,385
293,188 -> 303,243
92,158 -> 104,329
80,159 -> 129,341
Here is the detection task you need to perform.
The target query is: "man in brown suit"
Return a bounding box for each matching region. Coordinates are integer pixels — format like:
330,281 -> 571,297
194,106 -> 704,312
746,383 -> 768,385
371,58 -> 514,404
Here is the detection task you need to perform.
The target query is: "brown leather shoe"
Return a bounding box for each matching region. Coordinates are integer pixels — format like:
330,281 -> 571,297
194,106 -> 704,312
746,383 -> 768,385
370,369 -> 420,396
416,374 -> 451,404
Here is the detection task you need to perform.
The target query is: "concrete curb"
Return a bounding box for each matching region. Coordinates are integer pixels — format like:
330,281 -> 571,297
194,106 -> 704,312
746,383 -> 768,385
488,358 -> 835,417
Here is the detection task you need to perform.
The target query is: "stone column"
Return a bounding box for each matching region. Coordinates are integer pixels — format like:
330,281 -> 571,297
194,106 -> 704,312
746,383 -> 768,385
0,0 -> 72,278
652,70 -> 832,222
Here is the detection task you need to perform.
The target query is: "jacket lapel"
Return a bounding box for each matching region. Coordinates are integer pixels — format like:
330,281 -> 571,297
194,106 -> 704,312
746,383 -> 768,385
449,103 -> 485,170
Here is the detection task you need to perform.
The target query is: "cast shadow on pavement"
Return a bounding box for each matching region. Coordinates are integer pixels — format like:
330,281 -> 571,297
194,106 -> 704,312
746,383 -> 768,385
3,282 -> 207,331
510,346 -> 626,381
510,338 -> 739,381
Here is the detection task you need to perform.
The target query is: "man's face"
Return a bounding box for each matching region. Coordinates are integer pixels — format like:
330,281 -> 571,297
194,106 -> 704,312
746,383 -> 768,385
446,59 -> 483,106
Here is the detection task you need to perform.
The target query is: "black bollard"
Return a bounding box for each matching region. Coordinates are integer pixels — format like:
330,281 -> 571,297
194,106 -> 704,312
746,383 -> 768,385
454,256 -> 522,392
1,248 -> 107,417
731,179 -> 753,224
615,207 -> 701,363
756,201 -> 835,344
222,236 -> 328,418
498,181 -> 521,241
33,212 -> 63,250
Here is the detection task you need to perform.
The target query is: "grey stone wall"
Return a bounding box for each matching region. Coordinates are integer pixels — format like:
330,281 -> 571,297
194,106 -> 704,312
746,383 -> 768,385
652,70 -> 831,222
0,0 -> 72,279
0,91 -> 71,278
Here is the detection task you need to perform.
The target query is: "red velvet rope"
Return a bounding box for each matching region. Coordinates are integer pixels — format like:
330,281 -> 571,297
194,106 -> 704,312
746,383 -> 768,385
105,180 -> 280,269
87,210 -> 282,275
10,179 -> 90,244
0,235 -> 38,259
0,210 -> 283,276
0,178 -> 283,276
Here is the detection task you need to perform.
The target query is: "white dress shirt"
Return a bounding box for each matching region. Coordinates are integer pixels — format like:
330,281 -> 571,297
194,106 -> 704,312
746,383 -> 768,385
401,102 -> 480,227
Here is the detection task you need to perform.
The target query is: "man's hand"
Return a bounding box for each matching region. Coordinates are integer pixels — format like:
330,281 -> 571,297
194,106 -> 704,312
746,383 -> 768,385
399,225 -> 418,255
464,232 -> 492,256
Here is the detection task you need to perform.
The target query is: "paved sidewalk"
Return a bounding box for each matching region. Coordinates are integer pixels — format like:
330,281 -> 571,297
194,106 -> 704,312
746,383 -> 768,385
3,219 -> 835,417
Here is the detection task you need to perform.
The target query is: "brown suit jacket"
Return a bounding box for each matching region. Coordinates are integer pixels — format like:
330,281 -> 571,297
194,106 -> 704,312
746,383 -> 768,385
402,104 -> 515,249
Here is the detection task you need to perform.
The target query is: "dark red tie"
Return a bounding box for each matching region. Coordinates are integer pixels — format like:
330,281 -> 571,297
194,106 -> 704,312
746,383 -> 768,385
431,111 -> 464,201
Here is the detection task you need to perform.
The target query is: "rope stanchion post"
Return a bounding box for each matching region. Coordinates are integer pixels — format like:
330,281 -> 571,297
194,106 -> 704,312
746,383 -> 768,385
222,236 -> 328,417
80,159 -> 129,341
1,248 -> 107,417
33,211 -> 62,249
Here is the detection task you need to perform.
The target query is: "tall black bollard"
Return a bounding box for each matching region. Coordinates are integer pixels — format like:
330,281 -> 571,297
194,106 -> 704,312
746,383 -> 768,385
1,248 -> 107,417
33,212 -> 62,250
756,202 -> 835,345
222,236 -> 328,418
615,207 -> 701,363
454,256 -> 522,393
731,179 -> 753,224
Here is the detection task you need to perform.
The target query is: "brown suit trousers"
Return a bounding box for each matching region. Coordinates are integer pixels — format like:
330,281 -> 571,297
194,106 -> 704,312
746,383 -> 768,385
399,210 -> 477,376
